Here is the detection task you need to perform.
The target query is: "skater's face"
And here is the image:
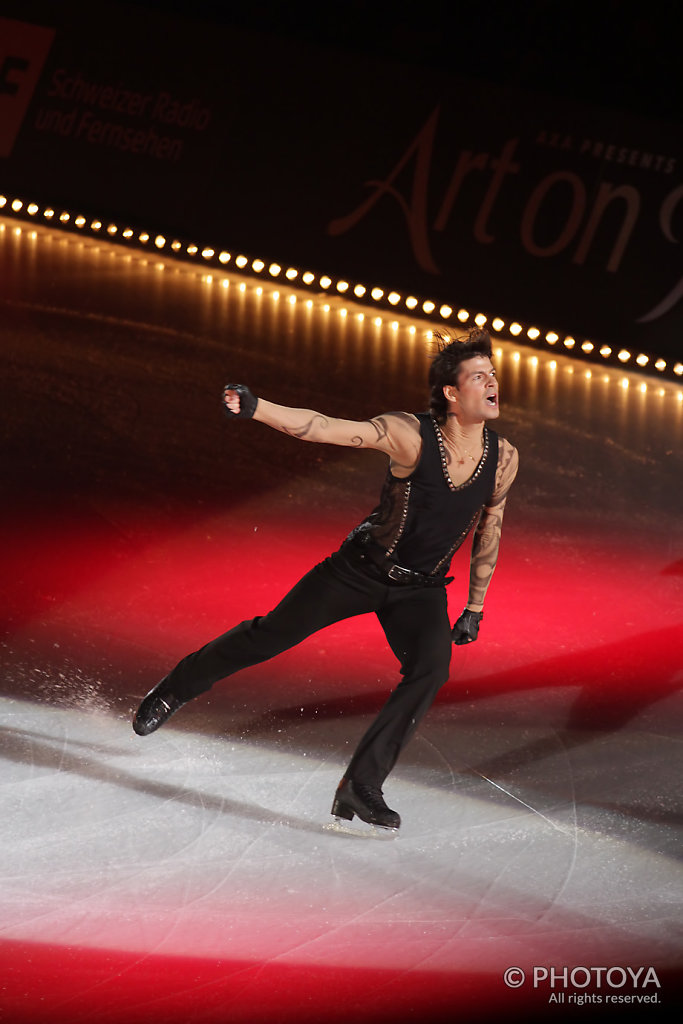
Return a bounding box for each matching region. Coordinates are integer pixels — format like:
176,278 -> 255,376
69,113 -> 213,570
443,356 -> 499,424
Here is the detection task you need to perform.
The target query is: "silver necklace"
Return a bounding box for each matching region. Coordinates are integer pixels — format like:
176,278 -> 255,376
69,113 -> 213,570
433,417 -> 488,491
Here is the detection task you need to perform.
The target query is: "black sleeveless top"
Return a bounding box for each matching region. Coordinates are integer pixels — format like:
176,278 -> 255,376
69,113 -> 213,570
347,413 -> 499,577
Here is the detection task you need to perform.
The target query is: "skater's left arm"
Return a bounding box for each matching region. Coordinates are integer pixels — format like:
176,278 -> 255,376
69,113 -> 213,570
466,438 -> 518,612
452,439 -> 518,643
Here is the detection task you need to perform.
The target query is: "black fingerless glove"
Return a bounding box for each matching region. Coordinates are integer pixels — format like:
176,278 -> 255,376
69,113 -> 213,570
222,383 -> 258,420
451,608 -> 483,645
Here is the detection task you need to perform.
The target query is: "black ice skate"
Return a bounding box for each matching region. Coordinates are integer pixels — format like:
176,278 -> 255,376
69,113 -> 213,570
328,778 -> 401,836
133,679 -> 186,736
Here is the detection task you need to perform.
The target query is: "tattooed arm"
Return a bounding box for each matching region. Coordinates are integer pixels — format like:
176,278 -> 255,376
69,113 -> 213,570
246,395 -> 423,473
466,438 -> 519,613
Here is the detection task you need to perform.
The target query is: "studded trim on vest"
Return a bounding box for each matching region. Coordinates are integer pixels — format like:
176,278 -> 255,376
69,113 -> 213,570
347,413 -> 499,576
432,416 -> 491,491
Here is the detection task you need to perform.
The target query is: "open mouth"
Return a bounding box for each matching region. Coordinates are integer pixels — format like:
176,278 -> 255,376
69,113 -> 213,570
486,394 -> 498,406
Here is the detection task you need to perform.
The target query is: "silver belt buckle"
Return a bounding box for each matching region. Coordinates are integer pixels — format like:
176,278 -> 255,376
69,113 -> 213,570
387,563 -> 411,582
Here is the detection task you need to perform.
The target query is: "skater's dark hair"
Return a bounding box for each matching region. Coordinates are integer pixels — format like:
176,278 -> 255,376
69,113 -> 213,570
428,328 -> 493,424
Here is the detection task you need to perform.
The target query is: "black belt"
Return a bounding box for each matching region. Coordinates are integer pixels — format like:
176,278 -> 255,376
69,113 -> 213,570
343,537 -> 452,588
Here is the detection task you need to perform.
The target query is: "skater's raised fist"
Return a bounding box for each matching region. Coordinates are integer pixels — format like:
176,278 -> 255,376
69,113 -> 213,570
222,384 -> 258,419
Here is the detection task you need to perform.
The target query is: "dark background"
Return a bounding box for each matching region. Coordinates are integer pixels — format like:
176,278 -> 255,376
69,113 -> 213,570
2,0 -> 681,360
125,0 -> 680,121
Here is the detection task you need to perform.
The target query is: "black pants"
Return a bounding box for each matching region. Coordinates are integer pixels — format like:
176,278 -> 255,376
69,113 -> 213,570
165,545 -> 453,788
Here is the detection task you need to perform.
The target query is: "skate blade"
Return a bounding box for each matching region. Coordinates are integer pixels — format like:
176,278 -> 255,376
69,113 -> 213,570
323,816 -> 399,840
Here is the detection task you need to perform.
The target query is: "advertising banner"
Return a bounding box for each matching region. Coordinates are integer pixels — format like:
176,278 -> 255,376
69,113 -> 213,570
1,1 -> 680,359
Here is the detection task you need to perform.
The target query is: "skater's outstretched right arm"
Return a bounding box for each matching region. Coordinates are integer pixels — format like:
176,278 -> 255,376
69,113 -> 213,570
222,384 -> 422,475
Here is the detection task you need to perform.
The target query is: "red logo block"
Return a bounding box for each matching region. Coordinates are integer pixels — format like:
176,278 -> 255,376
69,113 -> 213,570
1,17 -> 55,157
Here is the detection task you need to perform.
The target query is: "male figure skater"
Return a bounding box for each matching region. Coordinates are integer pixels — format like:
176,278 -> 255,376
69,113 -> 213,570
133,330 -> 518,830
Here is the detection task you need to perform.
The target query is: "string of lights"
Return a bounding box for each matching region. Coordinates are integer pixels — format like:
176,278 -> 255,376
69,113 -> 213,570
1,191 -> 680,389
